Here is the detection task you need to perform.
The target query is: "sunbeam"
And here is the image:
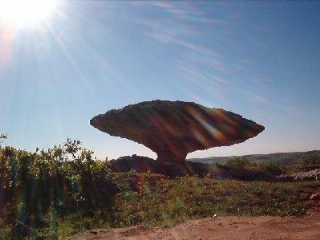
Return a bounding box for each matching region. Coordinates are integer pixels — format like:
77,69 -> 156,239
0,0 -> 58,28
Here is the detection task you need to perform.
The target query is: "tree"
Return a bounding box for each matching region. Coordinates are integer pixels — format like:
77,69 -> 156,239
225,157 -> 251,169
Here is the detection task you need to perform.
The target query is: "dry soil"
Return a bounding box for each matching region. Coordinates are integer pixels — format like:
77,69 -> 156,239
69,212 -> 320,240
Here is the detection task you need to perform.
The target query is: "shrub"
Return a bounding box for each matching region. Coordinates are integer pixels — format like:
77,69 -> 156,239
300,155 -> 320,167
225,157 -> 251,168
0,139 -> 114,238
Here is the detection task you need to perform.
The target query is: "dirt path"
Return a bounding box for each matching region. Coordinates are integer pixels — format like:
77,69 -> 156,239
69,213 -> 320,240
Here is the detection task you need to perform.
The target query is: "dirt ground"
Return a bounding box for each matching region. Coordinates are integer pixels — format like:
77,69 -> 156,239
69,212 -> 320,240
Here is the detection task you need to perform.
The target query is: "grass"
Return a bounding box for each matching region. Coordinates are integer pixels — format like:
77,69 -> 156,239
1,172 -> 319,239
112,174 -> 318,222
1,139 -> 319,239
84,173 -> 319,229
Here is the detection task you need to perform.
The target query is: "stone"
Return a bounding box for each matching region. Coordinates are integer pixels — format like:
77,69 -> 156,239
90,100 -> 265,162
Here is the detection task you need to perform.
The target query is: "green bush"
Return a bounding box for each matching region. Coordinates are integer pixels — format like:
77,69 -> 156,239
0,138 -> 114,238
225,157 -> 251,168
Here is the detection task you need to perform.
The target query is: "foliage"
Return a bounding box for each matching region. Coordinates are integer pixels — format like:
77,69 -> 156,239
104,175 -> 318,233
225,157 -> 251,168
0,138 -> 113,239
221,157 -> 284,180
0,136 -> 319,239
299,155 -> 320,167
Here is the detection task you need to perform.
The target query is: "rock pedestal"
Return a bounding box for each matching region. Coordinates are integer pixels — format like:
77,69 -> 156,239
90,100 -> 265,162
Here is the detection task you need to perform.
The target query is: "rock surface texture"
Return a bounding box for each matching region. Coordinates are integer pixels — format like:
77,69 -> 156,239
90,100 -> 265,162
278,169 -> 320,181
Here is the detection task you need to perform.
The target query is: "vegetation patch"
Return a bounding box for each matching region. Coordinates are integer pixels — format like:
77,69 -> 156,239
0,137 -> 319,239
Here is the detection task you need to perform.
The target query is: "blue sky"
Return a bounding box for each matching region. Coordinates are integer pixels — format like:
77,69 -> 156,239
1,1 -> 319,160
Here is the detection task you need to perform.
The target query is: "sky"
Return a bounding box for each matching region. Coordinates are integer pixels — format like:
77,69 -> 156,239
1,1 -> 320,160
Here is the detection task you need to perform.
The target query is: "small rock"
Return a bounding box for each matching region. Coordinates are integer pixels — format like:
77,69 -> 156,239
310,193 -> 320,200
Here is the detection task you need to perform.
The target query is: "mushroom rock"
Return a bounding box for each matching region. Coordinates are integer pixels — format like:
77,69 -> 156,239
90,100 -> 265,162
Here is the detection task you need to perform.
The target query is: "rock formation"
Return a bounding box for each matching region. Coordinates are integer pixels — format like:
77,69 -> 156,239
90,100 -> 265,162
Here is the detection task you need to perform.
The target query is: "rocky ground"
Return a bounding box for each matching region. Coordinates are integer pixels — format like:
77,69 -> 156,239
278,169 -> 320,181
69,211 -> 320,240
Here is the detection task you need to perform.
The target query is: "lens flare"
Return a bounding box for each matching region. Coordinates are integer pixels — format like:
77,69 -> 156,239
0,0 -> 57,28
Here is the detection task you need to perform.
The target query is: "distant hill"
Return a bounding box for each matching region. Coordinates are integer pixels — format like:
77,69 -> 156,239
189,150 -> 320,165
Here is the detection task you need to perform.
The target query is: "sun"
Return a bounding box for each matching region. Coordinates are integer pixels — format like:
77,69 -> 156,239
0,0 -> 58,28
